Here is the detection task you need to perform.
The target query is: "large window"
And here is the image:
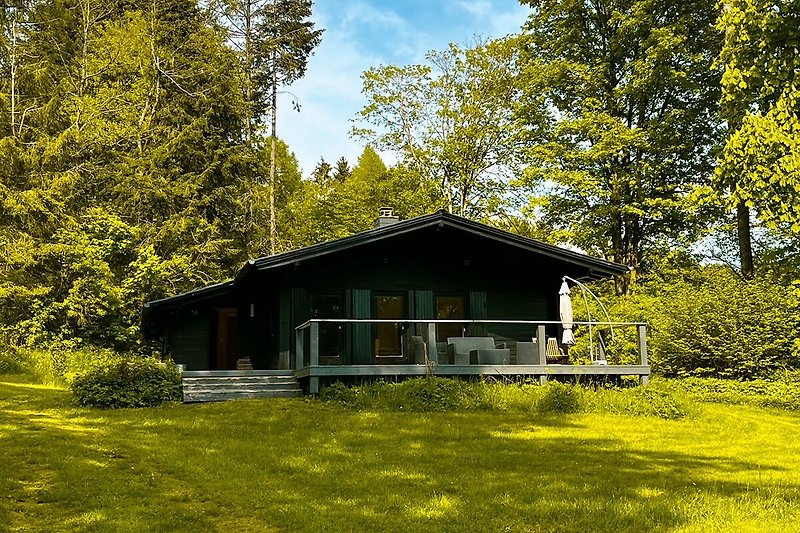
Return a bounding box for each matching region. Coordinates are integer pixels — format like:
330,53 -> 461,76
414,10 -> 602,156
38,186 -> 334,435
436,294 -> 465,342
310,293 -> 343,363
374,294 -> 405,357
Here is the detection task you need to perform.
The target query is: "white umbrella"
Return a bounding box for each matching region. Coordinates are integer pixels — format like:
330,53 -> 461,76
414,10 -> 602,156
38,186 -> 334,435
559,279 -> 575,345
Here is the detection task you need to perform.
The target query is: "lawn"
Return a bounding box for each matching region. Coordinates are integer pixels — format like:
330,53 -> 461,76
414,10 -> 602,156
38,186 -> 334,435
1,376 -> 799,532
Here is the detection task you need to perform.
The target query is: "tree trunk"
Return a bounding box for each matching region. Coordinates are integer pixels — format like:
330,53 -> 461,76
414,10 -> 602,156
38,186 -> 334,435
737,199 -> 754,279
269,51 -> 278,255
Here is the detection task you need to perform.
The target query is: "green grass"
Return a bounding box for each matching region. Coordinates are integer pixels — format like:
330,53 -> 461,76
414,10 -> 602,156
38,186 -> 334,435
2,376 -> 800,532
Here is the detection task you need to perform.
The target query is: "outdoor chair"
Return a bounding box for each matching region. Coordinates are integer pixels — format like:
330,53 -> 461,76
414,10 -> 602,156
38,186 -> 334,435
545,337 -> 568,364
446,336 -> 510,365
516,341 -> 537,365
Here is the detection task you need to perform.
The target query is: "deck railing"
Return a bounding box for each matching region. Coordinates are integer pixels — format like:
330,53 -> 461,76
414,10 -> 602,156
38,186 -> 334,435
294,319 -> 649,389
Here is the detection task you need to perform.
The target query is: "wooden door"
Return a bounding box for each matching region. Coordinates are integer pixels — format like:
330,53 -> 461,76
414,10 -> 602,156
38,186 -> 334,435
216,308 -> 239,370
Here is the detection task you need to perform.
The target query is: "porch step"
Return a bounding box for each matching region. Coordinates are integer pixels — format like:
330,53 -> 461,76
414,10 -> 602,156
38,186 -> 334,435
182,372 -> 302,403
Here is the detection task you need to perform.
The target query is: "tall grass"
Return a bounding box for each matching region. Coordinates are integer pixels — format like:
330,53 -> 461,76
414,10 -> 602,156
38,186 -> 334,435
320,377 -> 694,420
7,345 -> 124,385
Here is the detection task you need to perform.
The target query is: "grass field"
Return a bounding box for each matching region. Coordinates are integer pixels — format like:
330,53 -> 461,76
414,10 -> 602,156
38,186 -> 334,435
2,376 -> 799,532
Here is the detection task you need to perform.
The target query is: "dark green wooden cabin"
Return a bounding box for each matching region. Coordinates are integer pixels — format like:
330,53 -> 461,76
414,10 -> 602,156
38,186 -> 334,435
142,211 -> 629,373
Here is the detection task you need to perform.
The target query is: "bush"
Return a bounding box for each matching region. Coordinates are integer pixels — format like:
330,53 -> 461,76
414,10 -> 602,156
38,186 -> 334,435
320,377 -> 690,419
0,350 -> 23,374
659,374 -> 800,411
538,381 -> 581,413
71,358 -> 181,408
8,344 -> 123,385
593,267 -> 800,380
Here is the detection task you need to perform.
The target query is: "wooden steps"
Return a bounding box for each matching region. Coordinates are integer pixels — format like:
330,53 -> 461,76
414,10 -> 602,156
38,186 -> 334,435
181,371 -> 302,403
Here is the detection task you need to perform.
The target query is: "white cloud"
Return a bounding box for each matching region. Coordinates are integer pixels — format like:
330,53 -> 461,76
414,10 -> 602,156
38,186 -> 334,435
455,0 -> 493,17
277,0 -> 529,177
340,1 -> 407,30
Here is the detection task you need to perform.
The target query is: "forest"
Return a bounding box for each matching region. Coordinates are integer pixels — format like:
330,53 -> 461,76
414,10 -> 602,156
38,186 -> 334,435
1,0 -> 798,380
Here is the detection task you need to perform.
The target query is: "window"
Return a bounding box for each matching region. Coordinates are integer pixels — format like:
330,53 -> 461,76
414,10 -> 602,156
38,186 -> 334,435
374,294 -> 405,357
310,293 -> 343,362
436,294 -> 465,342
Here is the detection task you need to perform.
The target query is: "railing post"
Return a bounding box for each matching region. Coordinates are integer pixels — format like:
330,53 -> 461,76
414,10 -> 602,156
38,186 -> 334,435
536,324 -> 547,384
638,324 -> 649,386
294,327 -> 304,371
309,321 -> 320,394
427,322 -> 438,364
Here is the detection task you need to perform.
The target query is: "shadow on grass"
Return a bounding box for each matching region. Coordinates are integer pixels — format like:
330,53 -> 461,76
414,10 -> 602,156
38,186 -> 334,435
2,382 -> 799,532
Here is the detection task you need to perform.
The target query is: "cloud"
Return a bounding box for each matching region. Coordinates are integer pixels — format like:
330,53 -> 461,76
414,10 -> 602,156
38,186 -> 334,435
340,1 -> 407,30
454,0 -> 494,17
277,0 -> 529,177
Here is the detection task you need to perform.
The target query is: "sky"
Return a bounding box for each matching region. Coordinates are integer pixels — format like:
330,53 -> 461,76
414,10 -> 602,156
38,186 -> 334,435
276,0 -> 531,177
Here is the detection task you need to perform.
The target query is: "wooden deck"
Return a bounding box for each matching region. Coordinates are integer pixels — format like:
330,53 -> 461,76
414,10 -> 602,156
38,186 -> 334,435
294,318 -> 651,394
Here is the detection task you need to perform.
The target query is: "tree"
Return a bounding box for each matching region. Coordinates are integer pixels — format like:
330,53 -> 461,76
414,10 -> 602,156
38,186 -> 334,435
353,39 -> 522,218
211,0 -> 322,254
332,156 -> 350,181
0,0 -> 254,349
259,0 -> 322,254
282,147 -> 441,246
311,156 -> 331,182
716,1 -> 800,243
516,0 -> 723,294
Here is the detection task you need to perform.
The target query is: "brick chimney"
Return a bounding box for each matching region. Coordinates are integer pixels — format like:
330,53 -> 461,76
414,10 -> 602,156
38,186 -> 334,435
374,206 -> 400,228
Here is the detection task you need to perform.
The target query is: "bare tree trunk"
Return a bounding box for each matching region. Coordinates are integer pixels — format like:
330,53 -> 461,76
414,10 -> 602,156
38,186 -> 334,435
737,199 -> 754,279
243,0 -> 253,145
269,50 -> 277,255
9,11 -> 17,137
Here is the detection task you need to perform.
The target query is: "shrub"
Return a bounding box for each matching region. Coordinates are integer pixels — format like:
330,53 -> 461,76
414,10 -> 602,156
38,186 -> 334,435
592,267 -> 800,380
320,378 -> 689,419
9,344 -> 123,385
538,381 -> 581,413
71,358 -> 181,408
0,350 -> 23,374
660,374 -> 800,411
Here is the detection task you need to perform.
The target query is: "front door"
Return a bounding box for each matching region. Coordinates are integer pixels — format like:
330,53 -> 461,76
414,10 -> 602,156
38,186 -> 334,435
373,293 -> 405,362
215,308 -> 239,370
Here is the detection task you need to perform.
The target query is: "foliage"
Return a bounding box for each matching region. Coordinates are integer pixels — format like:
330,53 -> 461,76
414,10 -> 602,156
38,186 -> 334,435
582,266 -> 800,379
283,147 -> 442,246
353,39 -> 523,217
0,0 -> 281,350
9,344 -> 124,385
0,350 -> 23,374
70,357 -> 181,408
515,0 -> 724,292
537,381 -> 581,413
320,377 -> 690,419
657,373 -> 800,411
716,0 -> 800,237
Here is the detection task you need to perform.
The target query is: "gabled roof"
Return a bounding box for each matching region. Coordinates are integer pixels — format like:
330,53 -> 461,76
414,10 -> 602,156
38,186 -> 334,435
235,210 -> 628,281
144,210 -> 628,316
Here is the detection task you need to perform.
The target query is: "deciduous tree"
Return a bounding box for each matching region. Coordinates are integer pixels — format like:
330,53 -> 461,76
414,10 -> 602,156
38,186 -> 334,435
716,0 -> 800,241
353,39 -> 523,218
516,0 -> 723,293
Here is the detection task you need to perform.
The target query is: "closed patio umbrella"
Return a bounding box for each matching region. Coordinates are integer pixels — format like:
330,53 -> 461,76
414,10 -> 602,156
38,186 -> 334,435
559,279 -> 575,345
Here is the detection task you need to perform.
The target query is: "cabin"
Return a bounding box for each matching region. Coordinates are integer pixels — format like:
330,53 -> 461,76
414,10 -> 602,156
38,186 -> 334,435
142,210 -> 650,400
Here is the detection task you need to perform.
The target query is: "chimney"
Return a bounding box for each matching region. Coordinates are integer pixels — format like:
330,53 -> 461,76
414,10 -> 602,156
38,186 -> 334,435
374,206 -> 400,228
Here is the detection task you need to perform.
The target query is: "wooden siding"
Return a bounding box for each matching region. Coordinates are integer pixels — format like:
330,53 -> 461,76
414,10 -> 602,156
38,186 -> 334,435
168,311 -> 211,370
351,289 -> 372,364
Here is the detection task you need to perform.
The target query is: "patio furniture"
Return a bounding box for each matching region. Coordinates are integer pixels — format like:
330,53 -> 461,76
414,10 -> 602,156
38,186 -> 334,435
546,337 -> 568,364
469,348 -> 510,365
446,337 -> 510,365
409,335 -> 427,364
516,341 -> 537,365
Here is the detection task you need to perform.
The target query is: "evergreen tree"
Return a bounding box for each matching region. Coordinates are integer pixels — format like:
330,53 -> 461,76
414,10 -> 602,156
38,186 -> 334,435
332,156 -> 350,181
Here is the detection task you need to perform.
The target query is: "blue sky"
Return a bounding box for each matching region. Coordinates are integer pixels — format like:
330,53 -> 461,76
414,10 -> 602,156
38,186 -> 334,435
277,0 -> 531,176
